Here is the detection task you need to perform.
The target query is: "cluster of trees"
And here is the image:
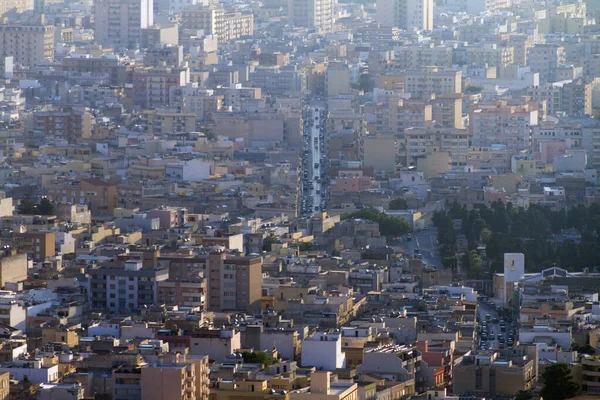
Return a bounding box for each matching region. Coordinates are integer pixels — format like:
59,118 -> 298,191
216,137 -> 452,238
434,201 -> 600,274
389,197 -> 408,210
16,197 -> 56,216
241,351 -> 275,368
343,207 -> 411,237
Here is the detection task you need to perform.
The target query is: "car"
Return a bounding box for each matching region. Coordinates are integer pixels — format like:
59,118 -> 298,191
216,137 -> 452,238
406,234 -> 413,241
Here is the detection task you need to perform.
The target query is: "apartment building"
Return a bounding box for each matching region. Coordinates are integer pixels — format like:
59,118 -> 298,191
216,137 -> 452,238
404,127 -> 470,167
140,364 -> 197,400
94,0 -> 154,48
88,260 -> 169,312
288,0 -> 334,34
206,251 -> 263,313
301,332 -> 346,370
401,67 -> 462,100
356,345 -> 420,393
0,18 -> 54,66
528,44 -> 565,83
386,97 -> 433,135
582,356 -> 600,395
453,351 -> 536,397
132,67 -> 190,109
431,93 -> 463,129
465,43 -> 514,71
46,178 -> 117,215
33,107 -> 94,143
0,0 -> 33,15
13,231 -> 55,262
395,44 -> 454,70
0,250 -> 27,287
469,99 -> 540,151
326,62 -> 351,97
57,56 -> 134,86
527,80 -> 592,117
182,7 -> 254,42
376,0 -> 434,31
157,280 -> 205,309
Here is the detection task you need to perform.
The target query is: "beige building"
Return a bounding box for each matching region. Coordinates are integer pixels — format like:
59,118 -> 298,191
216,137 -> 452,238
453,351 -> 536,397
94,0 -> 154,48
402,67 -> 461,99
404,127 -> 470,167
182,7 -> 254,42
431,93 -> 463,129
207,252 -> 263,313
290,372 -> 358,400
376,0 -> 433,31
363,135 -> 397,173
326,62 -> 351,97
0,17 -> 54,66
469,99 -> 540,151
141,110 -> 196,135
528,44 -> 565,83
0,0 -> 32,15
141,363 -> 197,400
0,250 -> 27,287
288,0 -> 334,33
396,44 -> 454,70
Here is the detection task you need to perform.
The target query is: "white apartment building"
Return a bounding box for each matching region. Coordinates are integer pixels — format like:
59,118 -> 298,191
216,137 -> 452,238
377,0 -> 433,31
94,0 -> 154,48
182,6 -> 254,42
288,0 -> 335,34
301,331 -> 346,371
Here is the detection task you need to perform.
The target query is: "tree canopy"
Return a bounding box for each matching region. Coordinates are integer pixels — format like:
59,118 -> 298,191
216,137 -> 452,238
242,351 -> 275,367
343,207 -> 411,237
389,197 -> 408,210
433,201 -> 600,273
540,362 -> 579,400
17,197 -> 56,216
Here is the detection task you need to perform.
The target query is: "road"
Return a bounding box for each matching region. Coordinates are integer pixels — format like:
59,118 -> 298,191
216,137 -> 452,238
299,101 -> 327,216
394,228 -> 443,269
477,298 -> 516,351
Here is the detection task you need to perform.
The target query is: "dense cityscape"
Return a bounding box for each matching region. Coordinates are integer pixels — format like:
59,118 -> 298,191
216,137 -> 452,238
0,0 -> 598,399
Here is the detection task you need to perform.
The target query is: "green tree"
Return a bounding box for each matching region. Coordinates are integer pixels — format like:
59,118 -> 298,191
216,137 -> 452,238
389,197 -> 408,210
462,250 -> 484,279
540,362 -> 580,400
37,198 -> 55,216
343,208 -> 411,237
262,233 -> 278,252
242,351 -> 275,368
298,242 -> 313,252
16,198 -> 37,215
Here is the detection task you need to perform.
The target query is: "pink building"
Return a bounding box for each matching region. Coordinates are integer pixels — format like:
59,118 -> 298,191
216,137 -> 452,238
535,140 -> 567,164
330,177 -> 375,193
146,207 -> 187,229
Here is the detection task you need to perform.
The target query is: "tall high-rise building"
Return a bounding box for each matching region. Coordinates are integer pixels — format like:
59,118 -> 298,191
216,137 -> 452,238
0,17 -> 54,67
94,0 -> 154,49
288,0 -> 334,34
376,0 -> 433,31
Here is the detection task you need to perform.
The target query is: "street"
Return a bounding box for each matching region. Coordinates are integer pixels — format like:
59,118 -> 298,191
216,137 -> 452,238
299,100 -> 328,216
477,297 -> 517,351
394,228 -> 443,269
